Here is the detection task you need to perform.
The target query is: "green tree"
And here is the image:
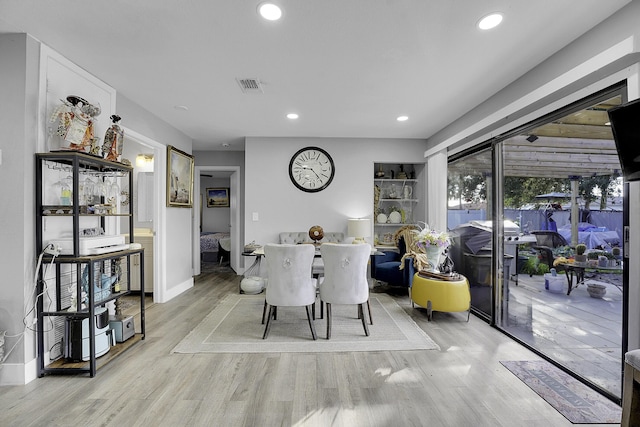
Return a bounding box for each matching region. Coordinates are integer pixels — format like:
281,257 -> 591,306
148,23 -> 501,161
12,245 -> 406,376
579,174 -> 619,210
503,177 -> 570,208
448,172 -> 486,208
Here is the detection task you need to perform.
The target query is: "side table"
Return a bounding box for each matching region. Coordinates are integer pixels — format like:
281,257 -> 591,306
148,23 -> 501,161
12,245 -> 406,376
411,273 -> 471,321
241,250 -> 264,294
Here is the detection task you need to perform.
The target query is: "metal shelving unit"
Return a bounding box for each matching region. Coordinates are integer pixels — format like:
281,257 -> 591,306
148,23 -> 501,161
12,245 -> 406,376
35,152 -> 145,377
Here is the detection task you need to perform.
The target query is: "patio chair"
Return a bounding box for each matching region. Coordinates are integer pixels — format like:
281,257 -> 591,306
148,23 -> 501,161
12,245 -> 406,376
530,230 -> 569,272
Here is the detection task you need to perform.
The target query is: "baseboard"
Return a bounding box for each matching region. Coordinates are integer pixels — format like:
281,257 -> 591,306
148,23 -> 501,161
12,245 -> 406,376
0,357 -> 37,385
159,277 -> 194,303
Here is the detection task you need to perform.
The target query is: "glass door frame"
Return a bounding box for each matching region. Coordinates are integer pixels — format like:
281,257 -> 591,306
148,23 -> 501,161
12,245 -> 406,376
447,81 -> 628,403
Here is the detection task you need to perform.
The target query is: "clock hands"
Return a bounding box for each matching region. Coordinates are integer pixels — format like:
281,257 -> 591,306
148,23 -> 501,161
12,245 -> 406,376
298,163 -> 321,180
308,167 -> 320,179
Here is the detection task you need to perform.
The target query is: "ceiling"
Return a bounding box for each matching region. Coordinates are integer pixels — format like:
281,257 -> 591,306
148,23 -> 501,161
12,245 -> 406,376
0,1 -> 631,151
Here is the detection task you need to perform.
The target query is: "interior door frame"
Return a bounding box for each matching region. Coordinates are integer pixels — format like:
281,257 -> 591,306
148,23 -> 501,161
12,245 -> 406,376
121,127 -> 164,301
193,166 -> 241,275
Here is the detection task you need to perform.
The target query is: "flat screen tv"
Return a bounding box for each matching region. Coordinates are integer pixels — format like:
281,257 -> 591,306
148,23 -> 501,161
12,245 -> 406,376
607,98 -> 640,182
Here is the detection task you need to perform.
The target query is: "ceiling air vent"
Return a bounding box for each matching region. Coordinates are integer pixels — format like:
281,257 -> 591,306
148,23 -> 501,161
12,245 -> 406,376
236,78 -> 264,93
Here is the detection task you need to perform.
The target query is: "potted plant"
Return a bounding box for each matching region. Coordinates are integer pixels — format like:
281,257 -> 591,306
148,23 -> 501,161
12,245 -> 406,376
587,250 -> 600,267
574,243 -> 587,263
415,227 -> 450,266
612,246 -> 622,259
598,255 -> 609,268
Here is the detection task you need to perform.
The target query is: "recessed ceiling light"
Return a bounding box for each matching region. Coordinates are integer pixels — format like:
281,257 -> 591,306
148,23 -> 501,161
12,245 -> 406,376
286,113 -> 299,119
397,115 -> 409,122
258,3 -> 282,21
174,105 -> 189,111
477,13 -> 503,30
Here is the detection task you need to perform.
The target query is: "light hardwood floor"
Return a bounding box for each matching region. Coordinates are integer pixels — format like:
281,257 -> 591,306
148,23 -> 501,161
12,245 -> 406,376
0,268 -> 620,426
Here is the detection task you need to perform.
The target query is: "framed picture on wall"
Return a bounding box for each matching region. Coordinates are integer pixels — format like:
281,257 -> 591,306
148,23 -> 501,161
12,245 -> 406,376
167,145 -> 194,207
207,188 -> 230,208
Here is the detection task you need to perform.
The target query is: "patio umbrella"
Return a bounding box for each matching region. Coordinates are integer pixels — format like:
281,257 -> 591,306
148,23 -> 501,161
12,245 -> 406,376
534,192 -> 572,200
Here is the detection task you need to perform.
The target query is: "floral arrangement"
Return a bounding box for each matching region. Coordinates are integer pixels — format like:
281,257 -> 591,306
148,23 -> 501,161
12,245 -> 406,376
415,227 -> 450,249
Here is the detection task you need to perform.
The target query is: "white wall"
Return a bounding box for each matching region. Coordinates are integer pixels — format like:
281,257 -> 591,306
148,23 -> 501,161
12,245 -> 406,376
244,137 -> 427,268
200,176 -> 231,233
0,33 -> 40,385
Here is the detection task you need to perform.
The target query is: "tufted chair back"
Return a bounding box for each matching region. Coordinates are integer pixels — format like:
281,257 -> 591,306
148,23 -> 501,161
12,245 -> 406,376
279,232 -> 345,245
264,243 -> 317,307
319,243 -> 371,305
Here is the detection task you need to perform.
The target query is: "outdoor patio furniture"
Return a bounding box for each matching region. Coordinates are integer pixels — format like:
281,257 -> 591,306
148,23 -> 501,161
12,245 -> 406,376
555,261 -> 623,295
530,230 -> 569,272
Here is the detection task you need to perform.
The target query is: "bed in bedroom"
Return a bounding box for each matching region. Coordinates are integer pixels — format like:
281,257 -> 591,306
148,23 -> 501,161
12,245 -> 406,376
200,231 -> 231,262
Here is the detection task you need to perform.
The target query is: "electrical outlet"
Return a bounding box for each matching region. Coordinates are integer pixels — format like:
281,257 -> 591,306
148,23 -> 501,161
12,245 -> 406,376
44,244 -> 61,256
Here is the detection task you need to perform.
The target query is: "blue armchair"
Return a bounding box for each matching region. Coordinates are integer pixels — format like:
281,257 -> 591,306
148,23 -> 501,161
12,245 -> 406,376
370,237 -> 416,288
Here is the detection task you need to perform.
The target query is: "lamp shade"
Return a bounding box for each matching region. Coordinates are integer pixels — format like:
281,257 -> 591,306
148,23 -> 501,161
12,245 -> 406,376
348,218 -> 371,243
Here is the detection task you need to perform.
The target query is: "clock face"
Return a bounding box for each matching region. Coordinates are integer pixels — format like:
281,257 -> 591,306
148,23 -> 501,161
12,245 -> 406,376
289,146 -> 335,192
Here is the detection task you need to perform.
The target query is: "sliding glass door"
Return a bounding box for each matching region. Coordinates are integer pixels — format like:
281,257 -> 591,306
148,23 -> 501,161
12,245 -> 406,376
447,85 -> 627,401
447,146 -> 494,321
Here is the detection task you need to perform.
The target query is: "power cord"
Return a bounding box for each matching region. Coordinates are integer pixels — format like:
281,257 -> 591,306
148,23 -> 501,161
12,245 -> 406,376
2,245 -> 58,366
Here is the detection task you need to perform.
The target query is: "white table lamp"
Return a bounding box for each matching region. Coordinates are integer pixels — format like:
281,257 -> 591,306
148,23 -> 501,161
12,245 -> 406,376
348,218 -> 371,244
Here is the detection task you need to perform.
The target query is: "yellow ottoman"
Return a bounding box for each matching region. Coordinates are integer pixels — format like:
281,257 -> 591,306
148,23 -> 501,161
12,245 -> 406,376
411,273 -> 471,321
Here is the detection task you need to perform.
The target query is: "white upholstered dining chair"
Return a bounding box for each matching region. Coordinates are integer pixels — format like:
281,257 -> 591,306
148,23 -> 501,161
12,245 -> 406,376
318,243 -> 371,339
262,243 -> 318,340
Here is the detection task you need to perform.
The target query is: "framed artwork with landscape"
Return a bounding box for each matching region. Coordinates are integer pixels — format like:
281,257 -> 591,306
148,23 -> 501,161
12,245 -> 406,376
207,188 -> 230,208
167,145 -> 194,208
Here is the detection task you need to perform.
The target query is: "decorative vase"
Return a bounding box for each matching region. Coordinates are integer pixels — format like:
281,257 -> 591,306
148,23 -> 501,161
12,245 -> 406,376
425,245 -> 442,269
403,186 -> 412,199
103,114 -> 124,161
240,276 -> 264,294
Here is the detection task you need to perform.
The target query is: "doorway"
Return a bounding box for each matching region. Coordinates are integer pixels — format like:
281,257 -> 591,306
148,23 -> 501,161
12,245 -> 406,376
122,127 -> 164,301
193,166 -> 241,275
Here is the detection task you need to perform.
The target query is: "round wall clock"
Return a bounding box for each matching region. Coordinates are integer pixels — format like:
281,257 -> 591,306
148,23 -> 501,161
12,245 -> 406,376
289,146 -> 335,192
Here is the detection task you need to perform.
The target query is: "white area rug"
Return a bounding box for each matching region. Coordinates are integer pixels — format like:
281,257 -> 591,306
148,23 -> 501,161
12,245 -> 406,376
172,293 -> 439,353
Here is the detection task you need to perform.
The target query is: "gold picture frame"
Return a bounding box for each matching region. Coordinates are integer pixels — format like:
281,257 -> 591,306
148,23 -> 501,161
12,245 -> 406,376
166,145 -> 194,207
206,188 -> 230,208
